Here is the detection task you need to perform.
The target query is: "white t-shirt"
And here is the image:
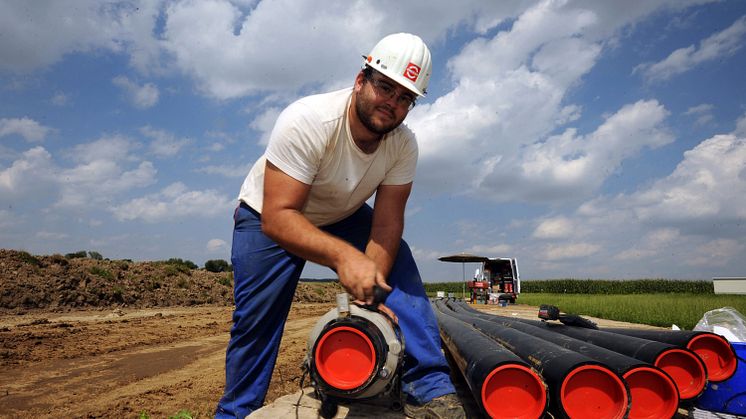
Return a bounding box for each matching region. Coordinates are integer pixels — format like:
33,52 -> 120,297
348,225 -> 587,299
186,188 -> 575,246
238,87 -> 418,226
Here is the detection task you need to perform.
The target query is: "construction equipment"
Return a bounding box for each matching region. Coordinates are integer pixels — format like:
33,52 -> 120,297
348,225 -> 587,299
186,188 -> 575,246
439,253 -> 521,304
305,287 -> 402,418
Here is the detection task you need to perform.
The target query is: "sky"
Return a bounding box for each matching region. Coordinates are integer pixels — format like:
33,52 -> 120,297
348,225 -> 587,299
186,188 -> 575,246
2,0 -> 746,282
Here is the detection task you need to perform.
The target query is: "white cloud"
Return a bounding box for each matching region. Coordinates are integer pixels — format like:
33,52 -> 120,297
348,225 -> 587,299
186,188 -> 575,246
35,231 -> 69,240
55,135 -> 156,209
0,0 -> 167,74
157,0 -> 551,100
0,117 -> 52,142
543,242 -> 601,261
140,126 -> 191,157
410,246 -> 443,264
614,228 -> 680,261
68,135 -> 140,163
533,217 -> 574,239
685,103 -> 714,115
685,239 -> 744,267
685,103 -> 714,126
57,161 -> 157,208
0,1 -> 123,72
196,163 -> 252,178
408,1 -> 690,204
632,134 -> 746,228
636,15 -> 746,82
110,182 -> 234,222
467,243 -> 513,255
0,209 -> 19,229
735,112 -> 746,137
50,92 -> 70,106
250,107 -> 282,146
113,76 -> 160,109
0,147 -> 58,204
474,100 -> 671,203
545,133 -> 746,275
206,238 -> 228,253
0,137 -> 158,212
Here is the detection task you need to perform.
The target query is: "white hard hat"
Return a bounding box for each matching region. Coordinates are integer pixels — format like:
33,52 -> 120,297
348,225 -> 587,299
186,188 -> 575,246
364,33 -> 432,96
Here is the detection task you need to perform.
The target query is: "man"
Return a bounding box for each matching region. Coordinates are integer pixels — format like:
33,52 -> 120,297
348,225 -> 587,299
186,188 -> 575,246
216,33 -> 466,419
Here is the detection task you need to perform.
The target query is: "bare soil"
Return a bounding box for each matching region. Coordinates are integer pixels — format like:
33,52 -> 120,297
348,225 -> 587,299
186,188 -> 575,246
0,249 -> 343,418
0,249 -> 660,418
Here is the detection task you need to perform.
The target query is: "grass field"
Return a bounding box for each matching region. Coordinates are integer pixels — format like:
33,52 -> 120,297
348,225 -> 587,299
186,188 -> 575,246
424,279 -> 746,329
511,293 -> 746,330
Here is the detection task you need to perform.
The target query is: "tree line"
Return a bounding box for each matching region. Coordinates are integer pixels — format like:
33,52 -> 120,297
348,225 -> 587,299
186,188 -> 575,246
62,250 -> 232,273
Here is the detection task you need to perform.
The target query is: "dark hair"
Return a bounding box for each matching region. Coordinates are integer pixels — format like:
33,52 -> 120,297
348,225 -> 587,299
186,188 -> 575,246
362,65 -> 375,80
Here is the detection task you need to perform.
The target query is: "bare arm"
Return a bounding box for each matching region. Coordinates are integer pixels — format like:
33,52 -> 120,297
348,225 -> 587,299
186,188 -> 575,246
261,161 -> 391,303
366,182 -> 412,280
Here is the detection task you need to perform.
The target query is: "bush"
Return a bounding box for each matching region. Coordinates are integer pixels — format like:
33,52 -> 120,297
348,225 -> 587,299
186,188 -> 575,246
217,273 -> 232,287
205,259 -> 230,273
111,286 -> 124,302
65,251 -> 88,259
89,266 -> 113,280
166,258 -> 198,270
50,253 -> 69,266
164,265 -> 182,277
18,251 -> 41,267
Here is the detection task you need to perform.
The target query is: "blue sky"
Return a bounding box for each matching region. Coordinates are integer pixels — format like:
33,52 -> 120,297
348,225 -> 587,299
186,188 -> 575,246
2,0 -> 746,282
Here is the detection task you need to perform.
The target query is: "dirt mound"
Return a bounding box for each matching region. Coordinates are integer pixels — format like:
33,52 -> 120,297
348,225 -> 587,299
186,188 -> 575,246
0,249 -> 343,312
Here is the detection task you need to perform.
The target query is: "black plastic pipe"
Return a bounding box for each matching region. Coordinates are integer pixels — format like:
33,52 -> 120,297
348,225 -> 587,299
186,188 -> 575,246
445,300 -> 678,419
433,301 -> 629,419
599,327 -> 737,382
434,308 -> 548,418
501,312 -> 707,401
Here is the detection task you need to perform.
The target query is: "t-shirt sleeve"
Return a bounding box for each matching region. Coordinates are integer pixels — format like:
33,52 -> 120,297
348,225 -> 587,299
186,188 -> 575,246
265,102 -> 329,185
382,131 -> 418,185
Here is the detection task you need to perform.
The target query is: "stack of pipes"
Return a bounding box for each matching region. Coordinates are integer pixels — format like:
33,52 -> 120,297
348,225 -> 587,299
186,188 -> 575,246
432,299 -> 737,419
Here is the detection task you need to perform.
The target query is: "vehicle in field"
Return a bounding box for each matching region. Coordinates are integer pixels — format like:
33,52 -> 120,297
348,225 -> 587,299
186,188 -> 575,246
438,253 -> 520,304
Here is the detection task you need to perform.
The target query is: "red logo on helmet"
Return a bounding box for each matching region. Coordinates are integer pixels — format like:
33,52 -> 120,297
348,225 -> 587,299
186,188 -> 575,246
403,62 -> 420,82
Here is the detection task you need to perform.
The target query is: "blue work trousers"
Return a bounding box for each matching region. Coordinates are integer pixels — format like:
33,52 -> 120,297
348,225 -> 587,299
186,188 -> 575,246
215,203 -> 454,418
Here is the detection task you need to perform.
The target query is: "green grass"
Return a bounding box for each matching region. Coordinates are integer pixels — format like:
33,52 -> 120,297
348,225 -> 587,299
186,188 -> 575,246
18,251 -> 42,267
517,293 -> 746,330
88,266 -> 113,280
139,410 -> 195,419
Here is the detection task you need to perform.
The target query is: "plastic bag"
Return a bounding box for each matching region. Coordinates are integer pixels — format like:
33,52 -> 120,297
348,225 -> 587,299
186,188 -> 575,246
694,307 -> 746,342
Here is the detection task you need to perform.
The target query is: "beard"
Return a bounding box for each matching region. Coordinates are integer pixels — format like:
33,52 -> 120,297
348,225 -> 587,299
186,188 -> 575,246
354,94 -> 406,136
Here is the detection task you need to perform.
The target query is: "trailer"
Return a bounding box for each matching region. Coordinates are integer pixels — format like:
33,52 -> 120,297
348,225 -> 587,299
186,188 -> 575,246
438,253 -> 521,304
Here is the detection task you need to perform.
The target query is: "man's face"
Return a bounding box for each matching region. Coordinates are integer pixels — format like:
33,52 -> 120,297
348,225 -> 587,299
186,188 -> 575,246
354,71 -> 416,136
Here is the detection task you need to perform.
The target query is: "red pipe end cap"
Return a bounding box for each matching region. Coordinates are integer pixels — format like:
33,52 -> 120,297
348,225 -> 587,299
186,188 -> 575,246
314,326 -> 376,390
688,333 -> 737,382
561,365 -> 629,419
623,367 -> 679,419
655,348 -> 707,400
482,364 -> 547,419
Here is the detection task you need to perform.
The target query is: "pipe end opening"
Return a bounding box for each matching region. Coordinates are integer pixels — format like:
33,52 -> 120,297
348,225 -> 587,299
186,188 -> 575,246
561,364 -> 628,419
655,348 -> 707,400
623,367 -> 679,419
688,334 -> 737,382
482,363 -> 547,419
314,326 -> 376,390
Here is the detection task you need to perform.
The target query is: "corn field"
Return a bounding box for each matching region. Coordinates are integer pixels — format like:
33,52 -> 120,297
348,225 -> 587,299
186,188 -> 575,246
424,279 -> 713,295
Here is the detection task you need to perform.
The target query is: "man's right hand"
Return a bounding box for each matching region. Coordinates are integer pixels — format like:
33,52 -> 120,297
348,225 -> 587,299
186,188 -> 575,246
336,250 -> 392,304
